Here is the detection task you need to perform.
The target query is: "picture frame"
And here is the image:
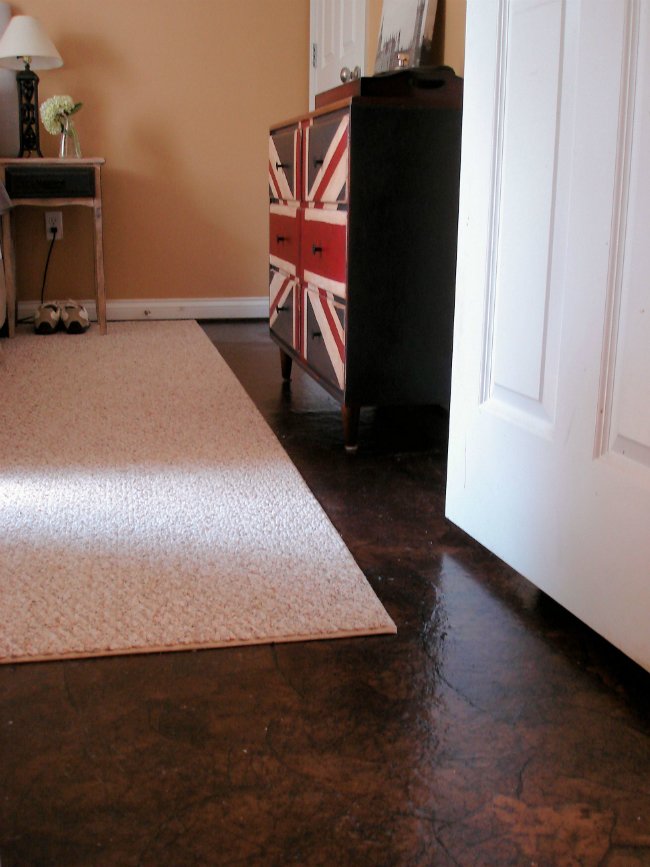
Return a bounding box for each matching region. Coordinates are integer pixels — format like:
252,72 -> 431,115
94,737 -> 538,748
374,0 -> 439,73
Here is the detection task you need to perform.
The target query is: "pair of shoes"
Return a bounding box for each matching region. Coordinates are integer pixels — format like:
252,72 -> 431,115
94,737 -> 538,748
34,301 -> 90,335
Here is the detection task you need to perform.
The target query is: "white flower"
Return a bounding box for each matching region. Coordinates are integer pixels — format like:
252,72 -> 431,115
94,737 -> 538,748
40,95 -> 83,135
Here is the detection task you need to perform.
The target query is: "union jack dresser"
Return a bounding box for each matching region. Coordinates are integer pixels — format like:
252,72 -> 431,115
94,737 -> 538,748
269,66 -> 463,450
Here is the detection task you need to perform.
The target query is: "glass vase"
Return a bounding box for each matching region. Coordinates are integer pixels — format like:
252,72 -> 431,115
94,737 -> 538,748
59,116 -> 82,159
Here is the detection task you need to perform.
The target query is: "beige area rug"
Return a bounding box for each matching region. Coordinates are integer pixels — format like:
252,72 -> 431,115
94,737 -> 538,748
0,321 -> 395,664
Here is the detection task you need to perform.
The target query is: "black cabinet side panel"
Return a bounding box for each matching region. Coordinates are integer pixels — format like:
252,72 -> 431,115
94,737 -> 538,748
345,103 -> 462,408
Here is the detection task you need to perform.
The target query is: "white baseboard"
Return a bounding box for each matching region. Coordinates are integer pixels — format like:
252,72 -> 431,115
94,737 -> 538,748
17,296 -> 268,322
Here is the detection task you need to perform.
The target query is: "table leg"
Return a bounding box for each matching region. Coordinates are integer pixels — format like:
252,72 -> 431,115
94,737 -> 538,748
1,211 -> 16,338
93,195 -> 107,335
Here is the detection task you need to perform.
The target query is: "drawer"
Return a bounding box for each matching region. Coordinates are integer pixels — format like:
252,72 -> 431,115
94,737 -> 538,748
269,124 -> 300,201
304,109 -> 349,204
304,286 -> 346,391
4,166 -> 95,198
301,206 -> 347,299
269,203 -> 300,276
269,268 -> 299,351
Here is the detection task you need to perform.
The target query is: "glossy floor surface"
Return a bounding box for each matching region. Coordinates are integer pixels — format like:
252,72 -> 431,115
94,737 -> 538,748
1,320 -> 649,867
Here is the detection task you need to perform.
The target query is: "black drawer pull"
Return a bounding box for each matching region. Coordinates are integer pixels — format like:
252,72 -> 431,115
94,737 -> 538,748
312,331 -> 322,339
313,158 -> 324,167
312,244 -> 323,255
276,235 -> 287,243
277,305 -> 288,312
276,161 -> 288,169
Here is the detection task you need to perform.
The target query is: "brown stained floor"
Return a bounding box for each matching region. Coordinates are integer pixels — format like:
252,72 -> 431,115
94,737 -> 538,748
1,320 -> 649,867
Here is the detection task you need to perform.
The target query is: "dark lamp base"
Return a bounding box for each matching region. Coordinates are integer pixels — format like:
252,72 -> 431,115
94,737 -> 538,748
16,65 -> 42,158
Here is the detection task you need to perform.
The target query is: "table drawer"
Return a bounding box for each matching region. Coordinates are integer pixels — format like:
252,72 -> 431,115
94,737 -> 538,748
304,286 -> 346,391
4,166 -> 95,198
269,203 -> 300,276
304,109 -> 349,204
301,207 -> 347,299
269,124 -> 300,202
269,268 -> 299,351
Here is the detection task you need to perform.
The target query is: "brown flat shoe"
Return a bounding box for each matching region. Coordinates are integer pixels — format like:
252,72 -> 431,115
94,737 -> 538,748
61,301 -> 90,334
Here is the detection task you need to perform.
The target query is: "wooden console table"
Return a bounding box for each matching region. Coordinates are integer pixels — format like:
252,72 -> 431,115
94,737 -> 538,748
0,157 -> 106,337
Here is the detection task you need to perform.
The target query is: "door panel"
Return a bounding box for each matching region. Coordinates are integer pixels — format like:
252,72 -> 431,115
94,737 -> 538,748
487,0 -> 564,423
597,14 -> 650,467
310,0 -> 366,110
446,0 -> 650,671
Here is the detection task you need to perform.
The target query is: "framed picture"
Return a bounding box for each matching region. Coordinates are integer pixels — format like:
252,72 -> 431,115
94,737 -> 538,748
375,0 -> 439,73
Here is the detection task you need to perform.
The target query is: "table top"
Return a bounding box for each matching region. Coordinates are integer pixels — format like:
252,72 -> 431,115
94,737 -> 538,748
0,157 -> 105,167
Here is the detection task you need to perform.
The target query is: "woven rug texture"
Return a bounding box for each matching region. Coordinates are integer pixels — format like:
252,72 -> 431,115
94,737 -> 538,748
0,321 -> 395,663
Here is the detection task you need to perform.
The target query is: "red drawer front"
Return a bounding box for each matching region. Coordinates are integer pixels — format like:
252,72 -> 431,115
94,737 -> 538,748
269,204 -> 300,276
269,125 -> 300,202
304,286 -> 346,391
304,111 -> 349,204
301,208 -> 347,299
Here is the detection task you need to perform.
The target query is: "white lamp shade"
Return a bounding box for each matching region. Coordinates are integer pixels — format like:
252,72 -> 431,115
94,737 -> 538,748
0,15 -> 62,70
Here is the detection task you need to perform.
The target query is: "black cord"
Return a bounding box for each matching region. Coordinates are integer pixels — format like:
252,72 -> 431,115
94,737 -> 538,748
41,227 -> 57,305
17,227 -> 59,324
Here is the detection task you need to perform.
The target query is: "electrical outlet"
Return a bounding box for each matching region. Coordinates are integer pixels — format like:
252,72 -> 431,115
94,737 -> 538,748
44,211 -> 63,241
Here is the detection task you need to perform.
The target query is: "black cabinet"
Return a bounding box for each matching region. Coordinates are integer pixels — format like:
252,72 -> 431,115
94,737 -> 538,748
269,67 -> 463,449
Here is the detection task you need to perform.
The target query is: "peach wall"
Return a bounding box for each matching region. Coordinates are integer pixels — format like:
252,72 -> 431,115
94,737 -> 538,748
10,0 -> 465,308
442,0 -> 466,75
11,0 -> 309,304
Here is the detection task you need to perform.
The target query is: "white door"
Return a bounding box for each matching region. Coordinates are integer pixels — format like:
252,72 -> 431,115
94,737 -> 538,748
446,0 -> 650,672
309,0 -> 366,110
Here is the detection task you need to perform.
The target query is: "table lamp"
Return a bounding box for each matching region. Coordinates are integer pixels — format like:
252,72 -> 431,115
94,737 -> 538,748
0,15 -> 62,157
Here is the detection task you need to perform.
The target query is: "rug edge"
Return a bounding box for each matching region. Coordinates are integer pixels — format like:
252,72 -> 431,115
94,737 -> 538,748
0,623 -> 398,666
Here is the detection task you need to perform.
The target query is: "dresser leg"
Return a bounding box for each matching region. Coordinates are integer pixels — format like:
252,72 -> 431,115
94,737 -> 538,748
279,348 -> 293,381
342,403 -> 360,452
